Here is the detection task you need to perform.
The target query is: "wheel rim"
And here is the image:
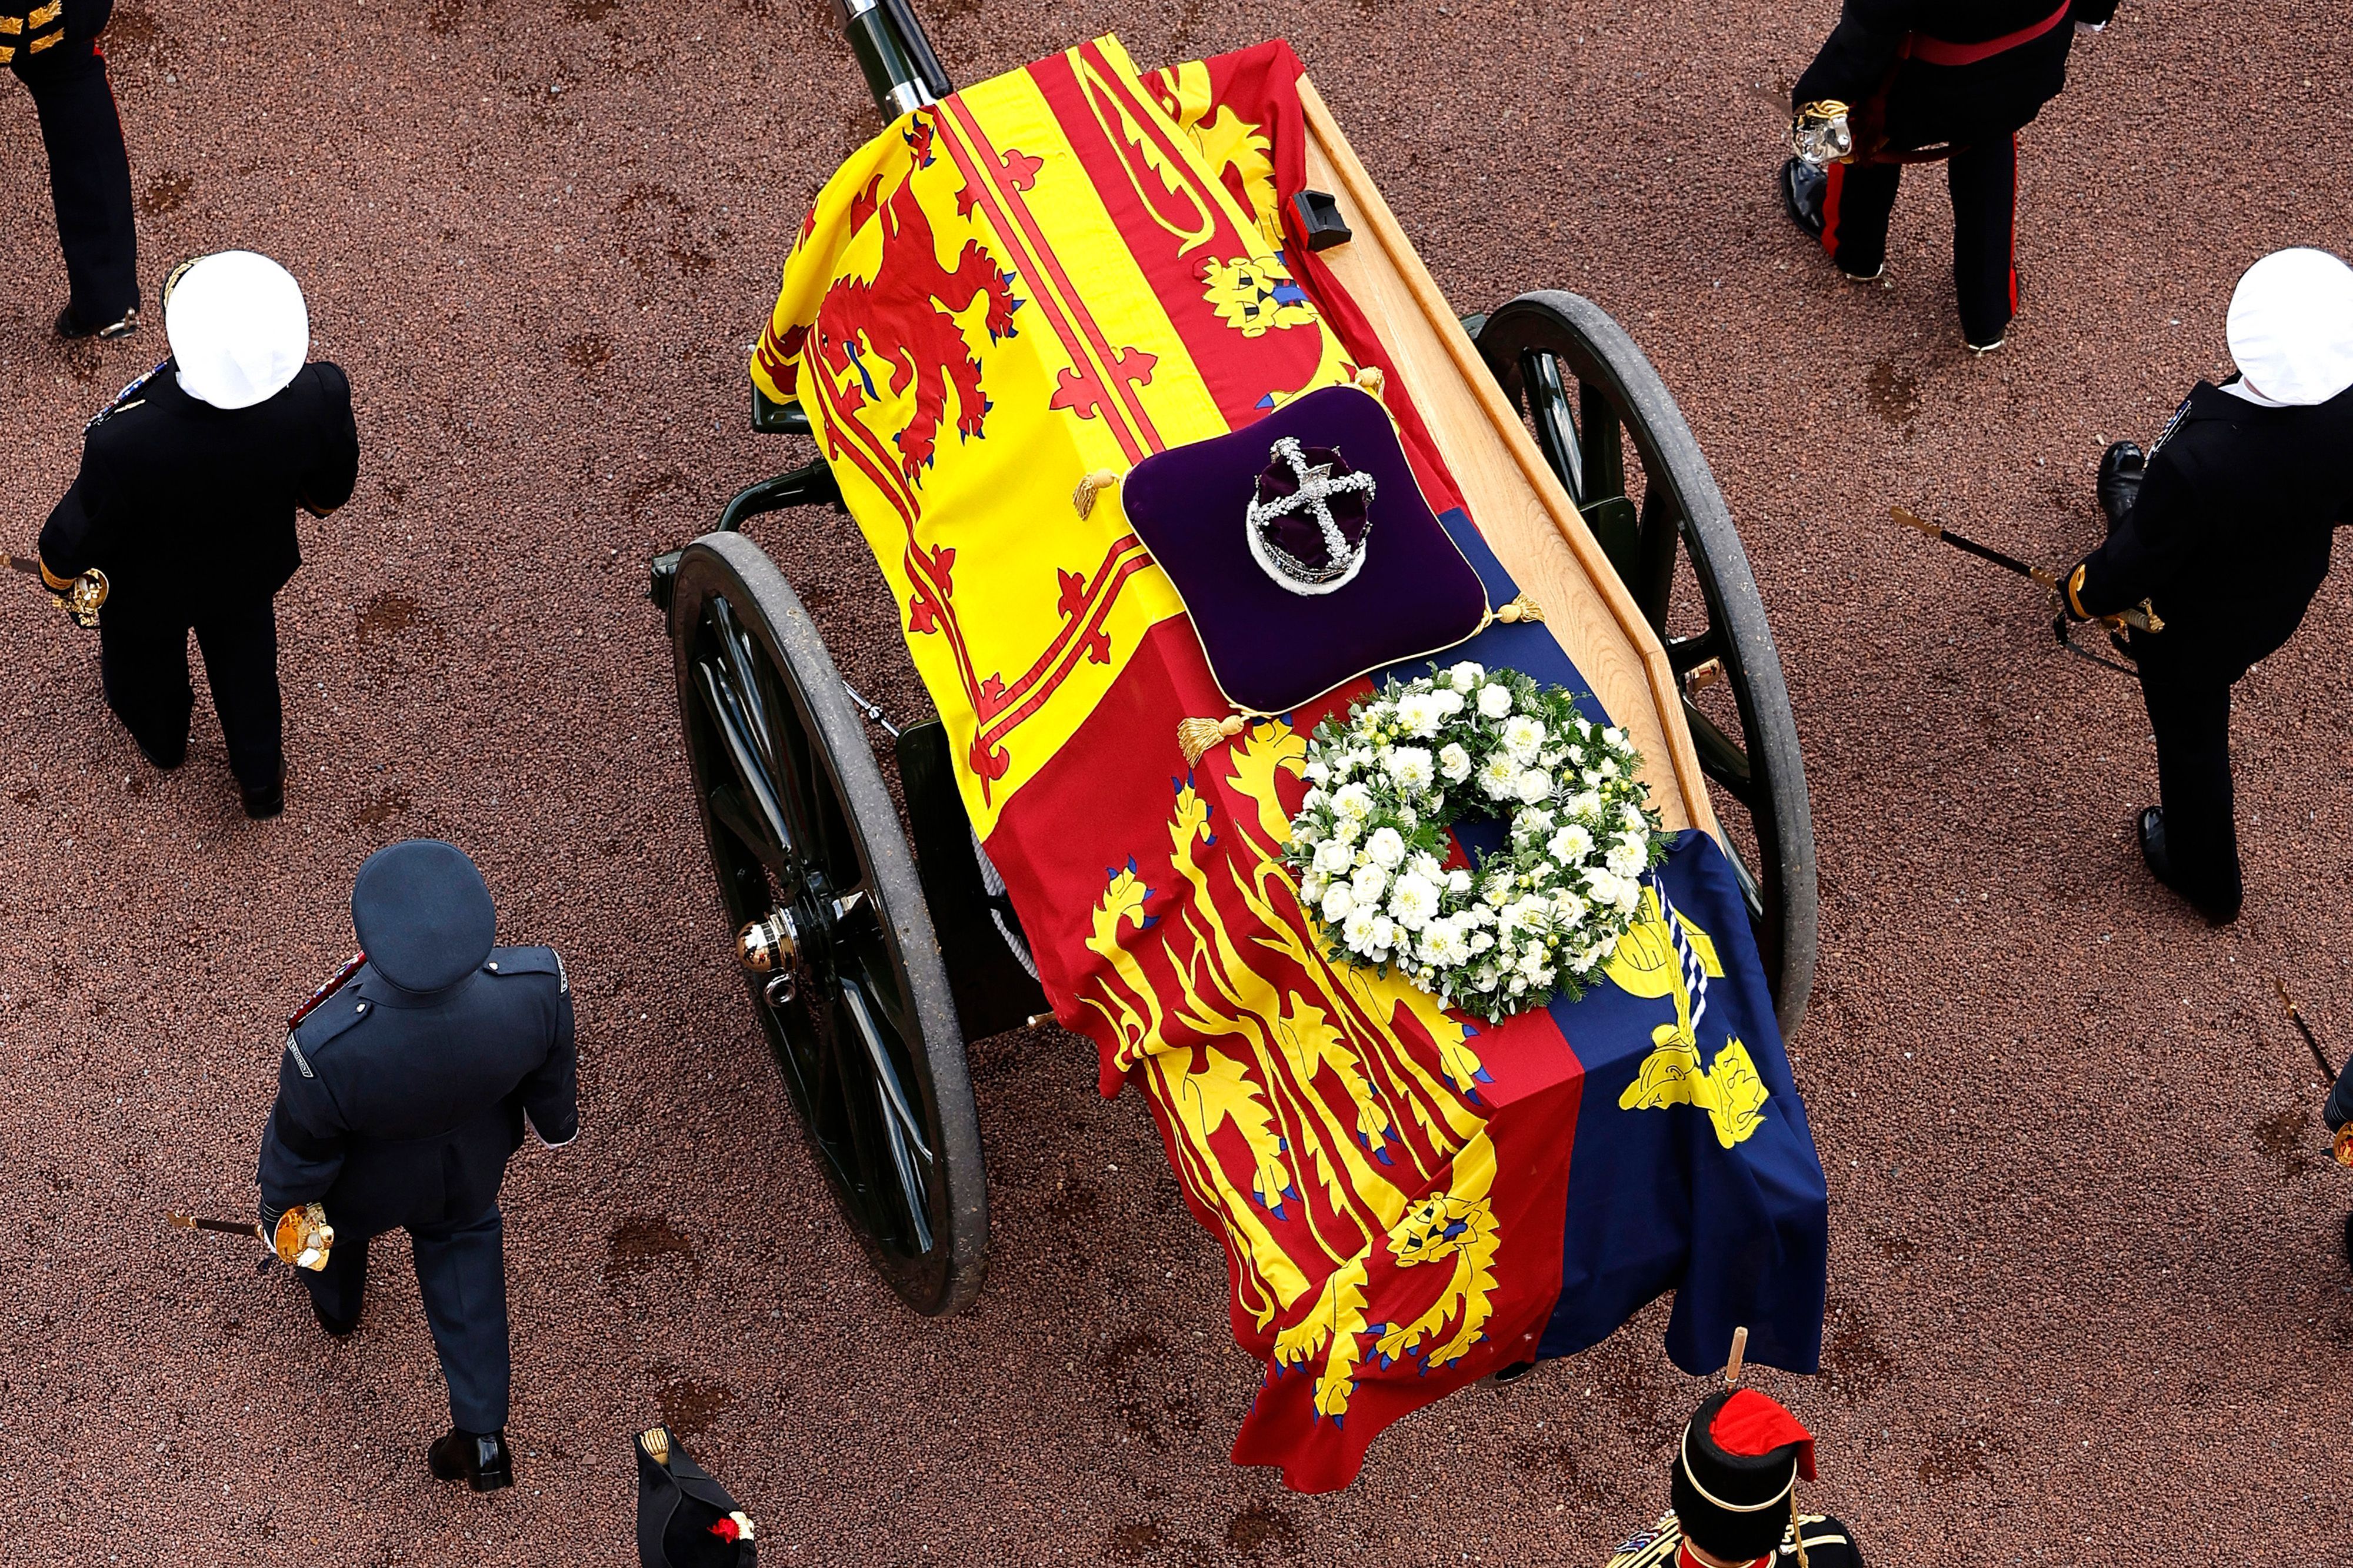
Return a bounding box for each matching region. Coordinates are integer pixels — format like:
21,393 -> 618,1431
1475,293 -> 1818,1036
670,535 -> 983,1310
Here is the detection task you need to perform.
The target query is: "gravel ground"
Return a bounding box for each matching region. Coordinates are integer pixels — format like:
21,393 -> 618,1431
1,0 -> 2348,1562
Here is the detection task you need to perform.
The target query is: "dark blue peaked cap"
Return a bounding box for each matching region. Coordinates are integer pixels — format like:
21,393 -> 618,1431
351,839 -> 496,995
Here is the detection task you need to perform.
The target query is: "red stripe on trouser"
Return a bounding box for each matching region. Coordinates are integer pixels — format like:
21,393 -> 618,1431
1821,161 -> 1845,259
2007,134 -> 2019,315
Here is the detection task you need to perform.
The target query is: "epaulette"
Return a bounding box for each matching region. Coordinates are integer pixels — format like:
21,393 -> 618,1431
286,987 -> 374,1077
85,359 -> 169,435
483,945 -> 568,993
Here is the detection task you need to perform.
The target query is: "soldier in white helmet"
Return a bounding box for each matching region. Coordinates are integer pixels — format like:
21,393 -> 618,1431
35,251 -> 359,818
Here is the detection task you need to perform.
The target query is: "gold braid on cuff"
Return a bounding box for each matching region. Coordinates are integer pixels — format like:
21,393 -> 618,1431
37,556 -> 75,592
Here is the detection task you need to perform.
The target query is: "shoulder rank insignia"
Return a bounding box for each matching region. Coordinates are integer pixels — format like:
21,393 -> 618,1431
284,1035 -> 315,1079
287,950 -> 367,1034
86,359 -> 169,434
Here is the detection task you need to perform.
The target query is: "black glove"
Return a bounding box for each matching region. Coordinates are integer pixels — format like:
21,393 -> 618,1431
2095,441 -> 2144,533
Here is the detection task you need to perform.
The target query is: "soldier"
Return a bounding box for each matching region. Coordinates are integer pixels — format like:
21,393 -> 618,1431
1777,0 -> 2119,353
1605,1388 -> 1863,1568
11,0 -> 139,338
2059,248 -> 2353,925
2326,1056 -> 2353,1267
35,249 -> 358,818
257,839 -> 578,1492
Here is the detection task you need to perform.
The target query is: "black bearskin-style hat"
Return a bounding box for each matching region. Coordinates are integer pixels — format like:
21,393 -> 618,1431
1669,1389 -> 1816,1563
636,1426 -> 756,1567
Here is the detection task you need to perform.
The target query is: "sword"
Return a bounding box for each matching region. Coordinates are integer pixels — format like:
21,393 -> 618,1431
168,1203 -> 336,1270
1891,506 -> 2162,630
6,552 -> 108,628
168,1212 -> 265,1242
2276,979 -> 2353,1169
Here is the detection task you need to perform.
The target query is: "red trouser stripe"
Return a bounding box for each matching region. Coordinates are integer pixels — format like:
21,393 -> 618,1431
1821,161 -> 1845,259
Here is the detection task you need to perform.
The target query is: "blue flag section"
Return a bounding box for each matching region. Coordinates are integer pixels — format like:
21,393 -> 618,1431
1402,510 -> 1828,1380
1537,832 -> 1828,1375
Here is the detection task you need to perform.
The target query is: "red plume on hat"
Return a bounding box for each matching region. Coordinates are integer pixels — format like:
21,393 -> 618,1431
1708,1388 -> 1815,1482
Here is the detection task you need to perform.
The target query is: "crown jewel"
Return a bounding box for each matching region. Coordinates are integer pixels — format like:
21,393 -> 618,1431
1245,436 -> 1375,596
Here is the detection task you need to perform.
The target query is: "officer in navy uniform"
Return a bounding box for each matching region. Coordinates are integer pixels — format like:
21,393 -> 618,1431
2325,1055 -> 2353,1269
1604,1387 -> 1862,1568
2060,248 -> 2353,924
1777,0 -> 2119,353
10,0 -> 139,338
35,250 -> 358,818
257,839 -> 578,1492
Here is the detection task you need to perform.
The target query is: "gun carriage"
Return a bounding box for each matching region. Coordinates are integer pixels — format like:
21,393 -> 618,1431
647,4 -> 1818,1345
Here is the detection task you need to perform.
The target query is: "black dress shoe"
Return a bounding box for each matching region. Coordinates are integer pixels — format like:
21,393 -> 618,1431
2137,807 -> 2241,925
241,762 -> 288,819
2098,441 -> 2146,529
428,1428 -> 515,1492
311,1295 -> 359,1338
136,738 -> 186,771
56,304 -> 139,341
1779,157 -> 1826,239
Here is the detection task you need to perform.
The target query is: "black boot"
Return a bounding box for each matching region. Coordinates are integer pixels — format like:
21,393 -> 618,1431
428,1428 -> 515,1492
1779,157 -> 1826,239
56,304 -> 139,341
310,1295 -> 359,1338
2138,807 -> 2241,925
241,760 -> 288,820
2098,441 -> 2146,530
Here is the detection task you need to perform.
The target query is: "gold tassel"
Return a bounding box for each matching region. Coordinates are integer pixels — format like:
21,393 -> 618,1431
1790,1492 -> 1809,1568
1176,713 -> 1247,766
1492,592 -> 1545,625
1072,468 -> 1121,518
1352,365 -> 1384,396
640,1427 -> 670,1464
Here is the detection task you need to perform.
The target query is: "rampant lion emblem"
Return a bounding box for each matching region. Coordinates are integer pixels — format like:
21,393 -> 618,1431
813,116 -> 1024,484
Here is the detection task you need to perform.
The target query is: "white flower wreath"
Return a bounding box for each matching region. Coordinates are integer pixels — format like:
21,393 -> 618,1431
1284,661 -> 1671,1019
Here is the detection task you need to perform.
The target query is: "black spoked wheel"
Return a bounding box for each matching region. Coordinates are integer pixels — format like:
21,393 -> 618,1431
668,531 -> 986,1314
1474,291 -> 1818,1039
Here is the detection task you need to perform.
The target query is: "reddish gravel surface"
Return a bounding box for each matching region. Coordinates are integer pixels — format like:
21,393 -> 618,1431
3,0 -> 2349,1562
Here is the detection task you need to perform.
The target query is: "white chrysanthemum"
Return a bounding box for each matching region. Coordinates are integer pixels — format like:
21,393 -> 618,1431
1388,872 -> 1439,930
1397,693 -> 1444,738
1551,890 -> 1589,925
1501,714 -> 1545,762
1321,885 -> 1354,924
1364,827 -> 1407,868
1515,768 -> 1554,806
1313,839 -> 1353,876
1448,661 -> 1485,689
1298,787 -> 1328,814
1299,872 -> 1327,904
1478,754 -> 1522,800
1605,839 -> 1647,879
1611,877 -> 1641,913
1477,683 -> 1514,719
1620,802 -> 1647,831
1384,746 -> 1435,792
1342,906 -> 1378,949
1351,863 -> 1388,901
1482,873 -> 1514,908
1332,782 -> 1373,819
1328,810 -> 1363,846
1438,742 -> 1473,783
1517,945 -> 1550,981
1421,920 -> 1468,966
1549,823 -> 1594,863
1347,747 -> 1376,774
1504,895 -> 1552,935
1564,789 -> 1604,821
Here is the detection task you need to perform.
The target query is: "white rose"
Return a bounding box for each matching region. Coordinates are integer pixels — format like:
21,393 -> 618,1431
1384,746 -> 1435,792
1598,758 -> 1619,780
1313,839 -> 1353,876
1431,687 -> 1465,717
1584,869 -> 1624,908
1321,885 -> 1355,923
1477,683 -> 1514,719
1438,743 -> 1473,783
1614,878 -> 1642,913
1352,863 -> 1389,901
1549,824 -> 1594,863
1551,890 -> 1589,925
1620,803 -> 1647,831
1332,782 -> 1374,819
1298,788 -> 1328,813
1448,661 -> 1485,689
1468,930 -> 1495,953
1299,872 -> 1328,904
1408,851 -> 1444,883
1518,945 -> 1550,981
1501,715 -> 1545,762
1303,760 -> 1330,785
1369,915 -> 1397,952
1446,867 -> 1474,894
1388,872 -> 1439,930
1515,769 -> 1554,805
1365,827 -> 1407,868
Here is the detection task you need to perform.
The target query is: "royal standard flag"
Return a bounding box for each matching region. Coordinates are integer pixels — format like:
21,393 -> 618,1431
755,35 -> 1827,1492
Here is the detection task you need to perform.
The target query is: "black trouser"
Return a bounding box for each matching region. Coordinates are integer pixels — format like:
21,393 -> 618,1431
305,1206 -> 512,1434
98,598 -> 283,791
1819,135 -> 2018,346
2133,646 -> 2243,918
12,0 -> 137,326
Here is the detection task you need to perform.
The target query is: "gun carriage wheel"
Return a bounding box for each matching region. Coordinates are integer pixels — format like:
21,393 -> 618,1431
1473,292 -> 1819,1037
666,531 -> 987,1315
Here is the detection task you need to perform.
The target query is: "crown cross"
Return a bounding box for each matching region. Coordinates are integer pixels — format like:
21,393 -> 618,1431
1245,435 -> 1377,596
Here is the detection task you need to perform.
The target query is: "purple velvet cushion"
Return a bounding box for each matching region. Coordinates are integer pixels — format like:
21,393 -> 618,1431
1120,384 -> 1491,714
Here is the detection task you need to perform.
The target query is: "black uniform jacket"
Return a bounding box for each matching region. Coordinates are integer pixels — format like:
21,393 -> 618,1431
1605,1509 -> 1864,1568
257,946 -> 578,1239
2077,381 -> 2353,679
1792,0 -> 2118,153
37,360 -> 358,625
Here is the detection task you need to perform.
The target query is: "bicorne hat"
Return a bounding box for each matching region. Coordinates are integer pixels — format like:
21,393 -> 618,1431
1118,382 -> 1489,716
350,839 -> 496,997
1669,1388 -> 1816,1563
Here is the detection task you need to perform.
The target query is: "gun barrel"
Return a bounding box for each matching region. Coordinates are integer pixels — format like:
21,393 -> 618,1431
836,0 -> 952,121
